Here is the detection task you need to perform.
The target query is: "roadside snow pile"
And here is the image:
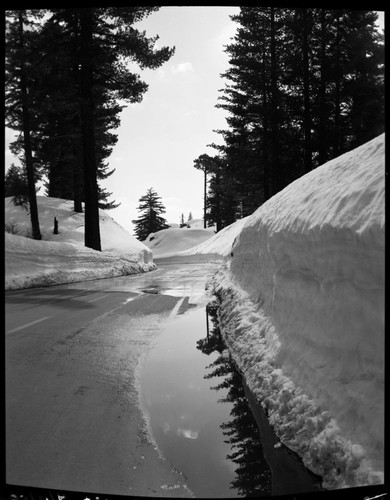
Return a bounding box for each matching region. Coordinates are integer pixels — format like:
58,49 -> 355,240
5,196 -> 155,290
144,226 -> 215,257
180,216 -> 249,258
213,134 -> 384,489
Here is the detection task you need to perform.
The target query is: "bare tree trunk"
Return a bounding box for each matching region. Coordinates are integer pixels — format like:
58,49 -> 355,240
334,11 -> 342,157
302,9 -> 312,172
270,7 -> 280,195
79,8 -> 101,250
203,168 -> 207,228
261,41 -> 270,201
18,11 -> 41,241
318,9 -> 328,165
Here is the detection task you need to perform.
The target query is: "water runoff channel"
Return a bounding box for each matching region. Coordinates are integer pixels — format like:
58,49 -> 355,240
137,276 -> 322,497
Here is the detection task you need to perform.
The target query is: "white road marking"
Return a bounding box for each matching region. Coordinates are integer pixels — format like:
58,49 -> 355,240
168,296 -> 186,319
7,316 -> 51,334
122,295 -> 139,304
86,294 -> 109,303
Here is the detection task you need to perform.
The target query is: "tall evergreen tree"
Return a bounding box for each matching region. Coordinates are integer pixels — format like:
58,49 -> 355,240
5,10 -> 45,239
132,188 -> 169,241
4,164 -> 29,206
209,6 -> 384,228
193,154 -> 213,228
5,8 -> 175,250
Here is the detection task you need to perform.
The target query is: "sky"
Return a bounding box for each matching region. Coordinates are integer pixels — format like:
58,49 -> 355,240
103,6 -> 240,233
5,7 -> 384,237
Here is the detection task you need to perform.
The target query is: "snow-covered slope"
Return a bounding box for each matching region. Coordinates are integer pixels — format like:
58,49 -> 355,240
213,134 -> 385,489
5,196 -> 155,290
180,216 -> 249,257
143,226 -> 215,257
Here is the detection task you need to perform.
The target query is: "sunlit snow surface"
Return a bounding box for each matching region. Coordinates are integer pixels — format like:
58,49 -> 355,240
5,197 -> 155,290
144,225 -> 215,257
212,134 -> 384,489
4,135 -> 385,490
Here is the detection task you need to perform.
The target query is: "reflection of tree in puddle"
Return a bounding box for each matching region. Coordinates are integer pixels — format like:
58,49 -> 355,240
197,304 -> 272,497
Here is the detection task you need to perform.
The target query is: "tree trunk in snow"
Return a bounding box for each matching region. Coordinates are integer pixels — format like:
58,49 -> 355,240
18,11 -> 41,241
79,8 -> 101,251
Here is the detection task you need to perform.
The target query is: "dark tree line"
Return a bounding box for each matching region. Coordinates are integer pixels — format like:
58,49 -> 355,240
195,8 -> 384,231
5,8 -> 174,250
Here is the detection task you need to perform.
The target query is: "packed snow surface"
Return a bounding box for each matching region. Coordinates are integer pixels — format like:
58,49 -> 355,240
143,226 -> 215,257
212,134 -> 384,489
5,196 -> 155,290
179,216 -> 249,257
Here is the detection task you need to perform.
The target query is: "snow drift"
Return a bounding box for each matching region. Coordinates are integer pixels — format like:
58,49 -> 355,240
144,226 -> 215,257
180,216 -> 249,258
213,134 -> 384,489
5,196 -> 155,290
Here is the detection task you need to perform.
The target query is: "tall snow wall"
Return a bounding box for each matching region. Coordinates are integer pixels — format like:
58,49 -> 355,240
220,134 -> 384,489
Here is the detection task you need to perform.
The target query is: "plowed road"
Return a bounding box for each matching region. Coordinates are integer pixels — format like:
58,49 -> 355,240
5,258 -> 221,497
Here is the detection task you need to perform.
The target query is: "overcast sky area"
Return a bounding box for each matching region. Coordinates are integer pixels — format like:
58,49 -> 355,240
5,7 -> 384,236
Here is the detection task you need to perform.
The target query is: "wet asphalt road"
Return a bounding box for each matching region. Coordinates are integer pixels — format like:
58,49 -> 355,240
5,258 -> 221,497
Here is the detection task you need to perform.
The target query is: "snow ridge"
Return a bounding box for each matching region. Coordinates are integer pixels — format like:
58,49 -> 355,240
212,266 -> 383,490
213,134 -> 384,489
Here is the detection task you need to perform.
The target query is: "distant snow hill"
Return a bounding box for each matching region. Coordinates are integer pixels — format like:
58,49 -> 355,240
143,224 -> 216,258
4,196 -> 155,290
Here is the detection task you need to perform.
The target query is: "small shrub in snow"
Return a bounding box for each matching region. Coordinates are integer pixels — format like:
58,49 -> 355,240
5,222 -> 19,235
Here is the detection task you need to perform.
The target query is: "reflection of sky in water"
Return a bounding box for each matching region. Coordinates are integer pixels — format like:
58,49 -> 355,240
177,428 -> 199,440
140,306 -> 241,497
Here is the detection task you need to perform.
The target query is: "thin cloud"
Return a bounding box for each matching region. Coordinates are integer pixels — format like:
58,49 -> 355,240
171,62 -> 194,74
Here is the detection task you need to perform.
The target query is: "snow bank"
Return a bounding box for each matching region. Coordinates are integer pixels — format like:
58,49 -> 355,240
5,196 -> 155,290
213,134 -> 385,489
144,227 -> 215,257
180,216 -> 249,257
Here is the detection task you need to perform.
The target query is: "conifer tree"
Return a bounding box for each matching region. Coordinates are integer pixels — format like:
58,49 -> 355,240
211,6 -> 384,223
5,10 -> 45,239
5,8 -> 175,251
132,188 -> 169,241
4,164 -> 29,207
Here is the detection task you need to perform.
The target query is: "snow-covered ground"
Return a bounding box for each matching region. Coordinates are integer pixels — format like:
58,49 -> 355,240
211,133 -> 385,489
4,134 -> 384,491
179,216 -> 249,257
143,225 -> 215,258
5,196 -> 155,290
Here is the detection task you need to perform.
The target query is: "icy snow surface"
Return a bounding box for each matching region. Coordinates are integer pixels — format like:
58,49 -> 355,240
5,196 -> 155,290
212,134 -> 384,489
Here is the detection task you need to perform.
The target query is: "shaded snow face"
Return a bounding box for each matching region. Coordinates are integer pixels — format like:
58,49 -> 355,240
219,134 -> 384,489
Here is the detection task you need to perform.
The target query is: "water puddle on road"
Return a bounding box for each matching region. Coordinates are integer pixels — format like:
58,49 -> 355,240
138,301 -> 272,497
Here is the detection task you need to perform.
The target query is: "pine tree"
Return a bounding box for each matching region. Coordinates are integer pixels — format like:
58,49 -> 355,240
132,188 -> 169,241
5,8 -> 175,251
4,164 -> 29,208
5,10 -> 44,240
211,6 -> 384,223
